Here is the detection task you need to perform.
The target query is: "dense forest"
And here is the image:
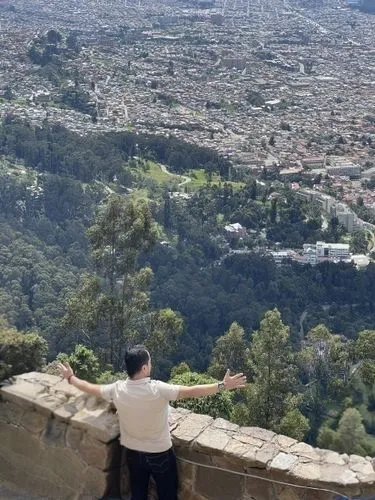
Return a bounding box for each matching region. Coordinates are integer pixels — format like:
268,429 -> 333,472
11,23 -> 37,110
1,117 -> 375,454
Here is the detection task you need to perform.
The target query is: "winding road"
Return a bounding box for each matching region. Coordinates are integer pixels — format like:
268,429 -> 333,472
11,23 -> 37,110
159,164 -> 192,187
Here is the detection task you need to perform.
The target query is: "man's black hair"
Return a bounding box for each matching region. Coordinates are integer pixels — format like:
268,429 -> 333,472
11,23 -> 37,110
124,345 -> 150,378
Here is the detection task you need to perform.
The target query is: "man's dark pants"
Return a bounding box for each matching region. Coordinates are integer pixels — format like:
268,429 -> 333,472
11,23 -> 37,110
125,447 -> 178,500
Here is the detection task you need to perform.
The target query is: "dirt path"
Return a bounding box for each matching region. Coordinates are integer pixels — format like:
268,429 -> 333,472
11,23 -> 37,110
159,164 -> 191,187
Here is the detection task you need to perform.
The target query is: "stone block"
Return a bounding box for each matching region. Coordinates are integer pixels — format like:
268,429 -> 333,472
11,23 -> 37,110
195,461 -> 244,500
289,462 -> 322,482
34,392 -> 67,416
0,381 -> 46,409
65,426 -> 84,450
21,409 -> 48,434
78,433 -> 120,470
319,464 -> 361,496
241,426 -> 275,442
255,442 -> 280,468
277,486 -> 301,500
42,445 -> 88,489
243,475 -> 275,500
175,446 -> 213,466
242,446 -> 265,469
194,427 -> 230,455
71,406 -> 120,443
178,482 -> 207,500
0,422 -> 43,463
224,437 -> 251,461
213,417 -> 239,433
42,418 -> 67,447
0,445 -> 74,500
0,400 -> 24,426
356,470 -> 375,483
233,432 -> 264,448
54,402 -> 80,421
14,372 -> 60,386
290,442 -> 321,461
171,413 -> 213,446
177,458 -> 196,484
349,460 -> 373,474
80,467 -> 114,499
53,379 -> 84,398
273,434 -> 298,449
360,473 -> 375,497
212,454 -> 246,474
269,452 -> 299,472
320,450 -> 346,466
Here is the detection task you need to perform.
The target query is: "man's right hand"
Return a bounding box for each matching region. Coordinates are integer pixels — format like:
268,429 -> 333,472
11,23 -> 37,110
223,369 -> 247,390
57,362 -> 74,381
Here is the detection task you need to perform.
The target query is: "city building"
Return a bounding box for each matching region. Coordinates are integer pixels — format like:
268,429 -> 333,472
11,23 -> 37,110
303,241 -> 351,265
326,157 -> 361,179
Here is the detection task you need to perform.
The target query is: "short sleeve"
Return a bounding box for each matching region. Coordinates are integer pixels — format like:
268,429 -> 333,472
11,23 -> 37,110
100,382 -> 117,402
156,381 -> 180,401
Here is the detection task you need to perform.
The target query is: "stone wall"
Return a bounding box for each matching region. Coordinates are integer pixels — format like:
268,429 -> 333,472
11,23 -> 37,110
1,372 -> 375,500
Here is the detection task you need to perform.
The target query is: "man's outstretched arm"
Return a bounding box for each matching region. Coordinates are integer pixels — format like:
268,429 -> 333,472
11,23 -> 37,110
57,362 -> 103,397
177,369 -> 246,400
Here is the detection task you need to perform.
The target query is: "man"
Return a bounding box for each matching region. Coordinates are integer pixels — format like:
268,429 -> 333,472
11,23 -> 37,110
58,345 -> 246,500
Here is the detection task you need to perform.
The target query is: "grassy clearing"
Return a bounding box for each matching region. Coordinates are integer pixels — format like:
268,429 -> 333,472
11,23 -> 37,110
139,161 -> 244,191
0,157 -> 35,180
186,169 -> 244,191
143,161 -> 181,184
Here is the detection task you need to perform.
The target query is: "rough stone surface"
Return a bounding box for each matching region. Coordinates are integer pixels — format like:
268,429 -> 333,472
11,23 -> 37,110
290,462 -> 322,482
241,426 -> 276,442
2,372 -> 375,499
171,413 -> 213,445
269,452 -> 299,472
194,427 -> 230,454
274,434 -> 298,449
290,442 -> 321,461
71,406 -> 119,443
21,410 -> 47,434
256,442 -> 280,468
233,432 -> 264,448
212,417 -> 239,433
195,464 -> 244,500
319,450 -> 346,466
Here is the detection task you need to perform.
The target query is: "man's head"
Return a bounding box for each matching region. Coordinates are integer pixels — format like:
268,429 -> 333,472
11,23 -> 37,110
124,345 -> 151,379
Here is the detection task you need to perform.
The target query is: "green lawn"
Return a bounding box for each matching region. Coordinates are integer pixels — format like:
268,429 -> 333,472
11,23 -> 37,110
139,162 -> 244,191
144,161 -> 181,184
187,169 -> 244,191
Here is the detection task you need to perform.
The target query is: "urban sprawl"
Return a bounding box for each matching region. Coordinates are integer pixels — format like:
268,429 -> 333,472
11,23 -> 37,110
0,0 -> 375,265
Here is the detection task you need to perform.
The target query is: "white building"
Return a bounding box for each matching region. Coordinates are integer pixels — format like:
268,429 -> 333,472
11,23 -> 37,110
326,157 -> 361,179
315,241 -> 350,259
302,241 -> 350,265
224,223 -> 247,238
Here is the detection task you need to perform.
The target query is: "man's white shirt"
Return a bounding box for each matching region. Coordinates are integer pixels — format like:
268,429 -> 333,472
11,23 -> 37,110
101,377 -> 179,452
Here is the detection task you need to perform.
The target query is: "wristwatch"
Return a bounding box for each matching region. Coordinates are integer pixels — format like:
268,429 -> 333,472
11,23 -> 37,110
217,381 -> 225,391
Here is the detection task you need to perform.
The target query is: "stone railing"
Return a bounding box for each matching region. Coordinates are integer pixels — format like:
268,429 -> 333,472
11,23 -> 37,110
1,372 -> 375,500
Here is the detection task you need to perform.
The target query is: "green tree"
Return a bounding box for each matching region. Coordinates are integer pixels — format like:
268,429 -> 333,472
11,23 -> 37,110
63,195 -> 182,372
270,198 -> 277,224
350,230 -> 368,254
317,424 -> 337,450
56,344 -> 100,382
208,322 -> 250,379
278,409 -> 310,441
334,408 -> 367,455
0,318 -> 47,381
356,330 -> 375,385
169,370 -> 233,420
246,309 -> 301,432
299,324 -> 354,440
